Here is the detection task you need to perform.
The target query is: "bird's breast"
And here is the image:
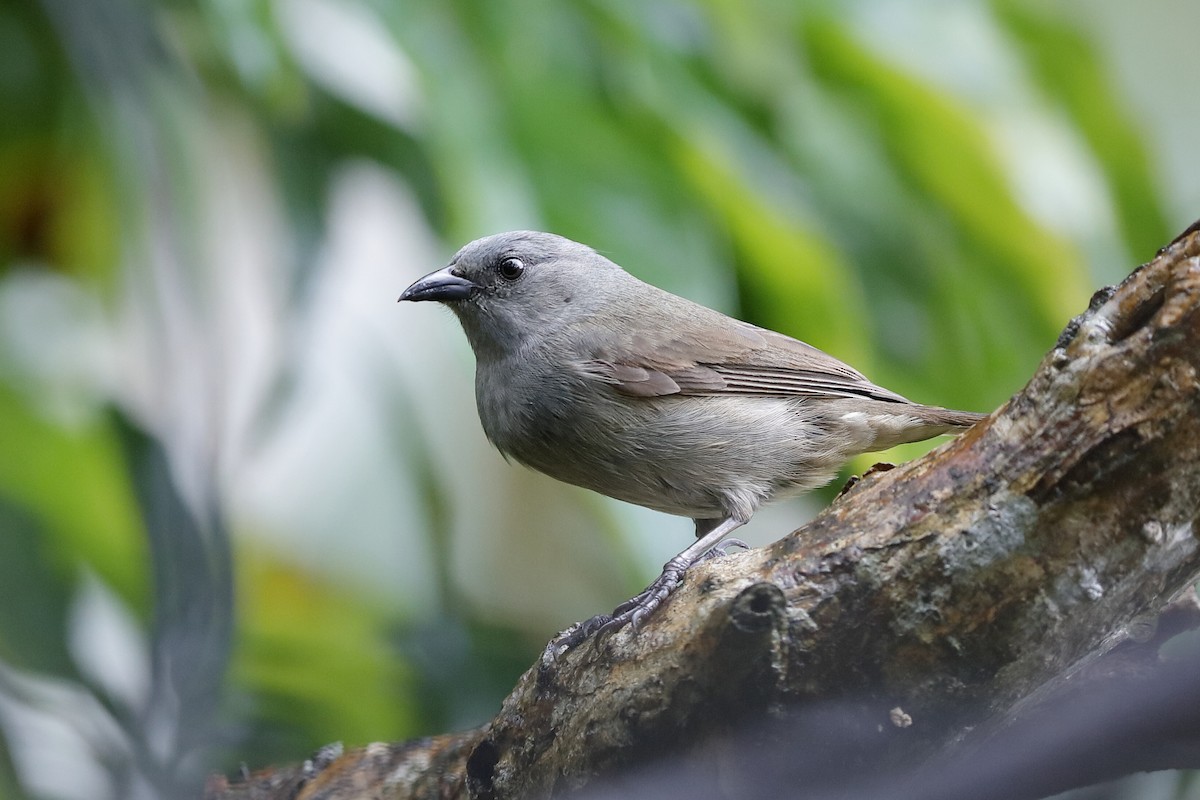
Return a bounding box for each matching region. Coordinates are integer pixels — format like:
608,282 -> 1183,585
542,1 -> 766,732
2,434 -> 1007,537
473,356 -> 572,458
471,358 -> 800,518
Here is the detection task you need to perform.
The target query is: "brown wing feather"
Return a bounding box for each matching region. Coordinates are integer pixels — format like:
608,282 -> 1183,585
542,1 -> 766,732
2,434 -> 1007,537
708,365 -> 911,403
575,314 -> 910,404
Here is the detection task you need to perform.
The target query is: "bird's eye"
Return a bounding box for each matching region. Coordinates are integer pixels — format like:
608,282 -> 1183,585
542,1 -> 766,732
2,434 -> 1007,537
497,257 -> 525,281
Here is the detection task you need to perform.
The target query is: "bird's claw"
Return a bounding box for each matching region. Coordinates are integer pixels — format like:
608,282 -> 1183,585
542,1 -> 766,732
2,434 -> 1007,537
705,537 -> 749,559
543,612 -> 614,661
594,563 -> 685,638
544,542 -> 743,654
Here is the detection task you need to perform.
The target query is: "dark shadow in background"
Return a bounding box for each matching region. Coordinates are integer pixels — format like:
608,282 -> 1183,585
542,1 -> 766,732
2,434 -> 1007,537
581,641 -> 1200,800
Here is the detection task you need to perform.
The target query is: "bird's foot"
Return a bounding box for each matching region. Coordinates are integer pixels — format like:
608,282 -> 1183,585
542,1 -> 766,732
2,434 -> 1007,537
702,537 -> 749,560
542,612 -> 613,661
541,556 -> 693,661
542,534 -> 749,658
596,556 -> 689,637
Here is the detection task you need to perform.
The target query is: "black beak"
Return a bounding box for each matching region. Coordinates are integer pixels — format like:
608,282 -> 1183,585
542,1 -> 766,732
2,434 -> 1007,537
399,266 -> 478,302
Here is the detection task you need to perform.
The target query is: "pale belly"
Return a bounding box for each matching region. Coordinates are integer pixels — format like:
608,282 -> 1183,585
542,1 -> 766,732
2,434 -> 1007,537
476,374 -> 868,521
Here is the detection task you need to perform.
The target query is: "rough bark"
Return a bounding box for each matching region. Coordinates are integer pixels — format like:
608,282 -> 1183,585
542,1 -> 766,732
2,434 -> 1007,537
206,227 -> 1200,800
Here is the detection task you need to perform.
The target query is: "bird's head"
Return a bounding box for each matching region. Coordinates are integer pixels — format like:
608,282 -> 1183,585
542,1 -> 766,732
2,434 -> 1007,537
400,231 -> 629,358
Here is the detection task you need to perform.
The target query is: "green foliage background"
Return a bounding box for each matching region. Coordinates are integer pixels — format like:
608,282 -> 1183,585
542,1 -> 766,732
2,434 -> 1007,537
0,0 -> 1195,797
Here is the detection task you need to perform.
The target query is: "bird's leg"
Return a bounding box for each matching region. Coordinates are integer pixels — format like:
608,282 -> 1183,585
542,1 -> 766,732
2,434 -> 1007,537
694,517 -> 749,560
598,515 -> 747,634
544,517 -> 748,656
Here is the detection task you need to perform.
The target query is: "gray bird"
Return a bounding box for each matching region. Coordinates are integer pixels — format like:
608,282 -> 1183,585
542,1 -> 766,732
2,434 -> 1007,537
400,231 -> 985,639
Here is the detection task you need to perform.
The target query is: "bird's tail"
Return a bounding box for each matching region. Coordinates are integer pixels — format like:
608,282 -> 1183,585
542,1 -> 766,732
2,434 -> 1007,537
862,403 -> 987,451
914,406 -> 989,429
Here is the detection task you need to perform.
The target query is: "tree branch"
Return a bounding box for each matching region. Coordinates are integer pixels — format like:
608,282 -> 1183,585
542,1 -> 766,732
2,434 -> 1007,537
206,227 -> 1200,800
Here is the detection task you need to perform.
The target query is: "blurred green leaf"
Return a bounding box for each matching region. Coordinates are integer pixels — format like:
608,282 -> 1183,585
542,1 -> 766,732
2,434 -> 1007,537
993,0 -> 1172,262
802,15 -> 1091,343
672,132 -> 870,364
393,616 -> 537,735
0,726 -> 24,800
0,500 -> 74,676
0,0 -> 70,139
232,550 -> 417,758
0,138 -> 121,286
0,386 -> 147,608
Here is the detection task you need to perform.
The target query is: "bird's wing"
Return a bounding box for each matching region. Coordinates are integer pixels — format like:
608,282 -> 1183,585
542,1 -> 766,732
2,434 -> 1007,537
575,318 -> 911,404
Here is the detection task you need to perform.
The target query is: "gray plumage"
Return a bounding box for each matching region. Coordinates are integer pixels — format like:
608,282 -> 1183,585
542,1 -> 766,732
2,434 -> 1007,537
400,231 -> 985,638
